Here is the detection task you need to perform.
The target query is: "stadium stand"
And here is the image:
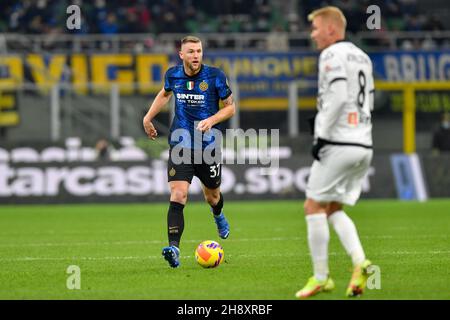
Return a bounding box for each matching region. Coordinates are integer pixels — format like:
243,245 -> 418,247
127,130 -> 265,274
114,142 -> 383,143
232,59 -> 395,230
0,0 -> 448,52
1,0 -> 448,35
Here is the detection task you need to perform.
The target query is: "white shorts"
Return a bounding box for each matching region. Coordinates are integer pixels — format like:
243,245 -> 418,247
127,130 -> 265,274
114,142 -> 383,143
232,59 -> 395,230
306,145 -> 373,206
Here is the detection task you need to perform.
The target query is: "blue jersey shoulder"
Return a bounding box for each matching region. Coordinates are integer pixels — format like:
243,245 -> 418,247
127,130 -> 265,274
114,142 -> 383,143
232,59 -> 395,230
203,65 -> 228,81
202,65 -> 232,100
203,64 -> 220,75
164,65 -> 182,92
166,65 -> 184,77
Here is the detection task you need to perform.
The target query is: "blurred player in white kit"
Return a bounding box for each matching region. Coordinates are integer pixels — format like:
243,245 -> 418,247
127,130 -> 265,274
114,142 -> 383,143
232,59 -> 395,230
296,6 -> 375,299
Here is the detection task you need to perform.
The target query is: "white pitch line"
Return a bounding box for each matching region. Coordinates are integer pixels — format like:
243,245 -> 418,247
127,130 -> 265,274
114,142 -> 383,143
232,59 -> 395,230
0,238 -> 318,248
0,250 -> 449,263
0,234 -> 447,248
0,240 -> 166,248
0,237 -> 305,248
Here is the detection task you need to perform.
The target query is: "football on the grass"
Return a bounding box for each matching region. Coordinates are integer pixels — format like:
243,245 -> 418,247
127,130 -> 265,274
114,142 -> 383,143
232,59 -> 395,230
195,240 -> 224,268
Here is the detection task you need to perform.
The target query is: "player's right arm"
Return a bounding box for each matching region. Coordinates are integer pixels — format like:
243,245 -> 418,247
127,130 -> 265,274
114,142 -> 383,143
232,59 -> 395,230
143,88 -> 172,140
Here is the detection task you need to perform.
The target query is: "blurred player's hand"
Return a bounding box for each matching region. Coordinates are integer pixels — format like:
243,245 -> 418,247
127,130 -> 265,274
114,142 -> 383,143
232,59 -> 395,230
311,138 -> 326,161
143,119 -> 158,140
196,118 -> 214,132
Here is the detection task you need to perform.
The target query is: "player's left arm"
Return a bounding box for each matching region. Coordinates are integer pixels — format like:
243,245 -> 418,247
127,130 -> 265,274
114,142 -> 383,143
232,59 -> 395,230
317,80 -> 348,140
197,95 -> 236,132
315,53 -> 348,141
197,69 -> 236,132
312,53 -> 347,160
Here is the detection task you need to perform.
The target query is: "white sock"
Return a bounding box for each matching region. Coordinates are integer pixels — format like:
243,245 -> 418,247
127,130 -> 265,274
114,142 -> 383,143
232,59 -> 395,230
328,210 -> 365,266
306,214 -> 329,281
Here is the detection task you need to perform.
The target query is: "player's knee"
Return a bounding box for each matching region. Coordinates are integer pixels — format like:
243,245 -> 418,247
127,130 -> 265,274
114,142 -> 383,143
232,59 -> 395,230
170,189 -> 188,204
326,202 -> 343,215
304,198 -> 325,215
204,192 -> 220,206
303,199 -> 314,215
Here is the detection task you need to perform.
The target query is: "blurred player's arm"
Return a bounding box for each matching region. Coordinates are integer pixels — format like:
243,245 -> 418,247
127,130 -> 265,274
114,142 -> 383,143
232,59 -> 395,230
315,80 -> 348,140
197,94 -> 236,132
312,80 -> 348,160
143,88 -> 172,140
315,51 -> 348,141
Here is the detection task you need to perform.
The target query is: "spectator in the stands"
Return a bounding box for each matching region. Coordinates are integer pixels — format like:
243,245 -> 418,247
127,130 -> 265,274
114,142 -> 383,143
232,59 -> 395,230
423,14 -> 445,31
99,12 -> 118,34
432,112 -> 450,155
266,25 -> 289,51
0,0 -> 448,36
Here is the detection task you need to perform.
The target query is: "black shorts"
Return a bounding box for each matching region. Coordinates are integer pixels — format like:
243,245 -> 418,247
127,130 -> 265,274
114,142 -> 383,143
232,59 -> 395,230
167,147 -> 221,189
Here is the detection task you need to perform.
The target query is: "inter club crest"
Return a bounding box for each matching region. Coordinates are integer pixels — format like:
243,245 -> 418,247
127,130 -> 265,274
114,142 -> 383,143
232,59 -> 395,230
199,81 -> 208,91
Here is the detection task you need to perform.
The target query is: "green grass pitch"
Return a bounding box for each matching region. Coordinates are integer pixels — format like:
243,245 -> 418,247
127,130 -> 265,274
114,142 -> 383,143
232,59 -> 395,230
0,200 -> 449,300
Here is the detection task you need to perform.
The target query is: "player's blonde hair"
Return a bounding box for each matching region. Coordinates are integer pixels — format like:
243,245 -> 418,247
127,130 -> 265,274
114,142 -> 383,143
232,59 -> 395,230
181,35 -> 202,46
308,6 -> 347,30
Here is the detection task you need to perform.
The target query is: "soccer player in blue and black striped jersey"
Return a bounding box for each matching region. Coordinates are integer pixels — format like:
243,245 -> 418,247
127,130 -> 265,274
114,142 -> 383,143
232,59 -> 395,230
143,36 -> 236,268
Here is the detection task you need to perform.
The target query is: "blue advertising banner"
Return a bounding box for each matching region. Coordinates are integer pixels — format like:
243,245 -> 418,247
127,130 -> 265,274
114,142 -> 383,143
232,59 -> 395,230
390,153 -> 428,201
201,50 -> 450,99
370,50 -> 450,81
202,52 -> 319,98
